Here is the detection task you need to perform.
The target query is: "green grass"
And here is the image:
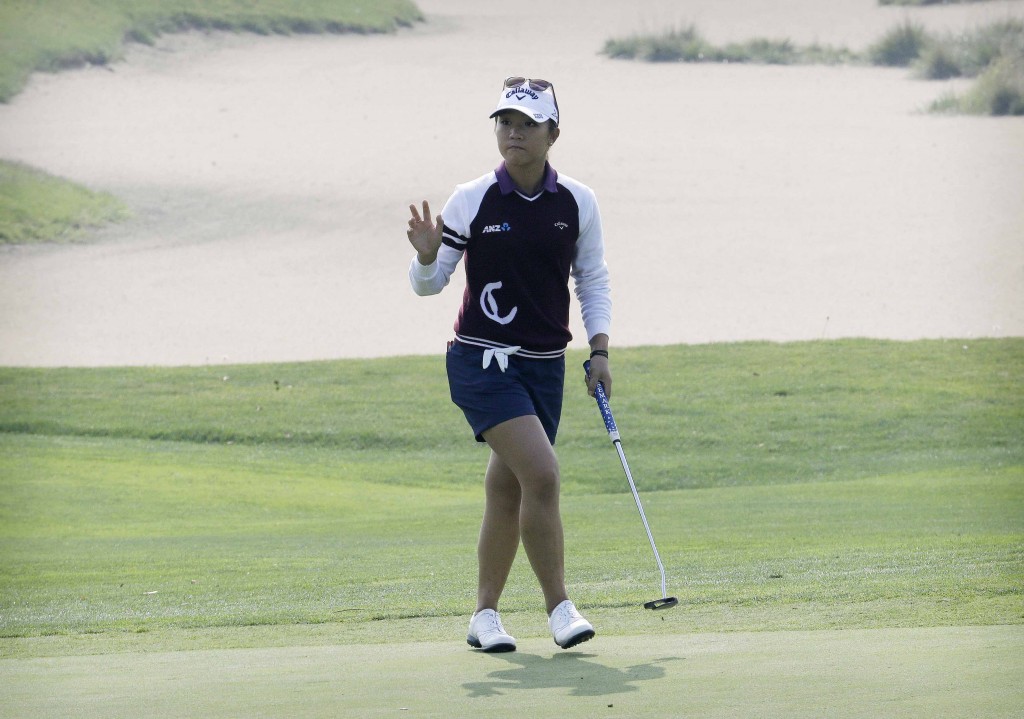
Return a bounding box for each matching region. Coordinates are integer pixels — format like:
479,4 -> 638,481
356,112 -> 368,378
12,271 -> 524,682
1,339 -> 1019,491
604,19 -> 1024,115
0,160 -> 130,244
4,628 -> 1021,718
0,0 -> 423,103
1,339 -> 1021,647
4,626 -> 1019,716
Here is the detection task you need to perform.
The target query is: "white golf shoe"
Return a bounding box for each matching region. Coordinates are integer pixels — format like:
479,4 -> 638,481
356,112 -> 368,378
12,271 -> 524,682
467,608 -> 516,653
548,600 -> 595,649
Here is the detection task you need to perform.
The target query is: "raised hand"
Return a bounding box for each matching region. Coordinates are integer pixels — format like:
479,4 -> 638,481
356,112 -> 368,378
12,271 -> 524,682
407,200 -> 443,265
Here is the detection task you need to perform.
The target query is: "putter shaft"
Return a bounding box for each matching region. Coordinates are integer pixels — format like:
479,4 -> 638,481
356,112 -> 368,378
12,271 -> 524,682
613,437 -> 669,601
585,361 -> 675,608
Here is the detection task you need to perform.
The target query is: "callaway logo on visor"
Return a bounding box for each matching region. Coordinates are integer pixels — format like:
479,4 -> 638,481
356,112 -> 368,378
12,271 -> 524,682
508,88 -> 541,101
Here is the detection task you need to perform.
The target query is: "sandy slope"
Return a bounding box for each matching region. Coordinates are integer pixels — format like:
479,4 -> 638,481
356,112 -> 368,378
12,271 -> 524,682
0,0 -> 1022,366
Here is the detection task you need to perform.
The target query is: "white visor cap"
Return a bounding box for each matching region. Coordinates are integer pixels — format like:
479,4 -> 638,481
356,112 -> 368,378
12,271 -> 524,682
489,82 -> 559,126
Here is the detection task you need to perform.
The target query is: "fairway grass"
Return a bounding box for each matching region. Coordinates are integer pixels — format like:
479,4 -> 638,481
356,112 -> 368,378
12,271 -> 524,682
1,442 -> 1019,641
1,340 -> 1021,642
0,340 -> 1021,715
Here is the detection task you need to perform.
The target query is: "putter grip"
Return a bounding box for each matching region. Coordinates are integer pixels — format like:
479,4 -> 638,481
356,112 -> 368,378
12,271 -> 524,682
583,360 -> 619,438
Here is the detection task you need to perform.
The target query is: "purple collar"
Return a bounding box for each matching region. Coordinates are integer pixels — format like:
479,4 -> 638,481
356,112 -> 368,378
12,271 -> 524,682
495,162 -> 559,196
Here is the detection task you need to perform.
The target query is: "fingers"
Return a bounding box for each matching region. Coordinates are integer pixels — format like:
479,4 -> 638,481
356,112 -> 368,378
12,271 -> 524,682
409,201 -> 431,221
588,379 -> 611,399
408,201 -> 440,230
406,201 -> 443,260
586,377 -> 606,398
585,359 -> 611,399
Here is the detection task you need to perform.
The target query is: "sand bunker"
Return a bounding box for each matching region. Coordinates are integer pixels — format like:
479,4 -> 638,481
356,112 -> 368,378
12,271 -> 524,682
0,0 -> 1021,366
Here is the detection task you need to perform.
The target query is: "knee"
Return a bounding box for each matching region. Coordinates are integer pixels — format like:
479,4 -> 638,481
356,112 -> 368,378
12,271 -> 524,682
521,465 -> 561,505
488,486 -> 522,517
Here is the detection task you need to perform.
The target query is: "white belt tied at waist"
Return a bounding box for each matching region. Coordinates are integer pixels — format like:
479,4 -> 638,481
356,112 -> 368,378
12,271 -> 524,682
482,345 -> 522,373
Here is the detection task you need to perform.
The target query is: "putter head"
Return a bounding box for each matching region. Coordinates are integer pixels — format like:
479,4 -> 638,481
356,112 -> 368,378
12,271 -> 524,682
644,597 -> 678,610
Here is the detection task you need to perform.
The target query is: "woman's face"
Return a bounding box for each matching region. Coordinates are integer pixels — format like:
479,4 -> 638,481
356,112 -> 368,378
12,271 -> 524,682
494,110 -> 559,168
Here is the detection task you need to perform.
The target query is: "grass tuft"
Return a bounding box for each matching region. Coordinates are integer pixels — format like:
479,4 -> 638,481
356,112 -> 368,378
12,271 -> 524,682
922,20 -> 1024,113
603,18 -> 1024,115
867,20 -> 930,66
602,25 -> 854,66
603,24 -> 707,62
949,52 -> 1024,114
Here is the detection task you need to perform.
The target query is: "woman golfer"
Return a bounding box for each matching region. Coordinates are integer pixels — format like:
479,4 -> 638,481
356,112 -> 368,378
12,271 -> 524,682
406,77 -> 612,652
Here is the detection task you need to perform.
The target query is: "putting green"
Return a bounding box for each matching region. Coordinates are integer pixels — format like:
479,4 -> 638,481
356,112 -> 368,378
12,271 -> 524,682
2,625 -> 1020,718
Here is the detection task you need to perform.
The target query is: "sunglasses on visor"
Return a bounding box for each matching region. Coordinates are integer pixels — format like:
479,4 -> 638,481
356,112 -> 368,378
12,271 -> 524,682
504,76 -> 554,92
503,76 -> 559,123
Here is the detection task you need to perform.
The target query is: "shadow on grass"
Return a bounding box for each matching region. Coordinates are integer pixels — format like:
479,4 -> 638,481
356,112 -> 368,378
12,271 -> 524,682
462,651 -> 681,698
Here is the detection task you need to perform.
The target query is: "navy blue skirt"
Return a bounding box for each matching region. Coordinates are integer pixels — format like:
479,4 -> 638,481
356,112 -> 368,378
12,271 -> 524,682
446,341 -> 565,445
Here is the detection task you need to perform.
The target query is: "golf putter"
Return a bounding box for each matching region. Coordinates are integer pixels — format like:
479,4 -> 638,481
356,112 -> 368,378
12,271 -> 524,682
584,361 -> 678,610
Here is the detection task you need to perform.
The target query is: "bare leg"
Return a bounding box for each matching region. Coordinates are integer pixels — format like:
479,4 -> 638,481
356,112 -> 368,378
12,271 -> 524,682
480,415 -> 569,614
475,450 -> 521,612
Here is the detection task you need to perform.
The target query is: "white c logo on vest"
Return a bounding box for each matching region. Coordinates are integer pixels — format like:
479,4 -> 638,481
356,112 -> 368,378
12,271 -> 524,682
480,281 -> 518,326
